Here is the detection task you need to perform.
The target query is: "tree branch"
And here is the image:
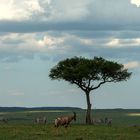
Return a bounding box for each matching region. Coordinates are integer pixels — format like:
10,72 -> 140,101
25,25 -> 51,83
91,79 -> 114,90
72,80 -> 87,92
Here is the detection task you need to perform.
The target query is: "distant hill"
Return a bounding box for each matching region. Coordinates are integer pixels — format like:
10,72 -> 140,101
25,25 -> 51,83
1,107 -> 139,112
0,107 -> 82,112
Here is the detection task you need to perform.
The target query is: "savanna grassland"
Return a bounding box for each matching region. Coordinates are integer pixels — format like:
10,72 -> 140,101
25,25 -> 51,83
0,109 -> 140,140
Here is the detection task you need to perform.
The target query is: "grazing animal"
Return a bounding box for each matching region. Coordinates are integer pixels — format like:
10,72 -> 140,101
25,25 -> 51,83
105,117 -> 112,127
35,116 -> 47,124
54,112 -> 76,128
92,118 -> 104,125
0,117 -> 8,123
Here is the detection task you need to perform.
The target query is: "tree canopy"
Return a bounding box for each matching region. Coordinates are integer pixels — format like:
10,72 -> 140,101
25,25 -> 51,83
49,57 -> 131,93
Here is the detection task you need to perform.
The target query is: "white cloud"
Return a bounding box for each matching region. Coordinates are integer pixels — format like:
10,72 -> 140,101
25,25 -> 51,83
1,0 -> 140,34
0,0 -> 29,20
106,38 -> 140,48
0,0 -> 14,20
37,35 -> 64,48
1,32 -> 140,62
0,0 -> 51,20
0,33 -> 89,56
131,0 -> 140,7
0,0 -> 89,21
124,61 -> 140,69
48,0 -> 90,21
0,33 -> 66,62
106,39 -> 120,47
80,38 -> 94,46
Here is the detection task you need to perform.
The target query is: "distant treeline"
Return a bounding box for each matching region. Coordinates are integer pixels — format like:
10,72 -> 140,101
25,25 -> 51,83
0,107 -> 82,112
0,107 -> 139,112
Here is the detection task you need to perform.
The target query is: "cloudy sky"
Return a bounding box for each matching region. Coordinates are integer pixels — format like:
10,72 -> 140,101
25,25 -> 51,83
0,0 -> 140,109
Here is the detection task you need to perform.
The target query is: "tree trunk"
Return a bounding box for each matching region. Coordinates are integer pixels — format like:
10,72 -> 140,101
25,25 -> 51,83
85,92 -> 92,124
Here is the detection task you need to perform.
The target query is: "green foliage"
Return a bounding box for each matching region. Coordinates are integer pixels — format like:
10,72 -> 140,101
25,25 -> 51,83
49,57 -> 132,92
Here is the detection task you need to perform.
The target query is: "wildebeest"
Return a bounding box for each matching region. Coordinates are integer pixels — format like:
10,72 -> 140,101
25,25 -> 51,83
105,117 -> 112,126
92,118 -> 104,125
54,112 -> 76,128
35,116 -> 47,124
0,117 -> 8,123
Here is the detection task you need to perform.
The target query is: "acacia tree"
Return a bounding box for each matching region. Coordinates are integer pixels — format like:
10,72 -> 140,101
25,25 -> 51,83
49,57 -> 132,124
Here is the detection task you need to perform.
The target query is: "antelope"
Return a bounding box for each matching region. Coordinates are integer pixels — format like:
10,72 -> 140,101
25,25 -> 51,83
92,118 -> 104,125
54,112 -> 76,128
35,116 -> 47,124
105,117 -> 112,127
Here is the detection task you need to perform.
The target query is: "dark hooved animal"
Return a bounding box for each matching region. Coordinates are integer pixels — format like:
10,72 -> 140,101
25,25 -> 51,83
105,117 -> 112,127
35,116 -> 47,124
0,117 -> 8,123
92,118 -> 104,125
54,112 -> 76,128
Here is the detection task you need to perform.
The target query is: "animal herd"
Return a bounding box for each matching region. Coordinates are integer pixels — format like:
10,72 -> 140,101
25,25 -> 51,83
0,112 -> 112,128
92,117 -> 112,126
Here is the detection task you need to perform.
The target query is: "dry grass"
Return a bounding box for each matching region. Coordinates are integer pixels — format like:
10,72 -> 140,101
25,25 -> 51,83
127,113 -> 140,116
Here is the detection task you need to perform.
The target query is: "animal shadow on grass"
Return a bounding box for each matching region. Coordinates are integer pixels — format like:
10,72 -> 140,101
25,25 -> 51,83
54,128 -> 68,137
75,137 -> 83,140
52,126 -> 65,137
